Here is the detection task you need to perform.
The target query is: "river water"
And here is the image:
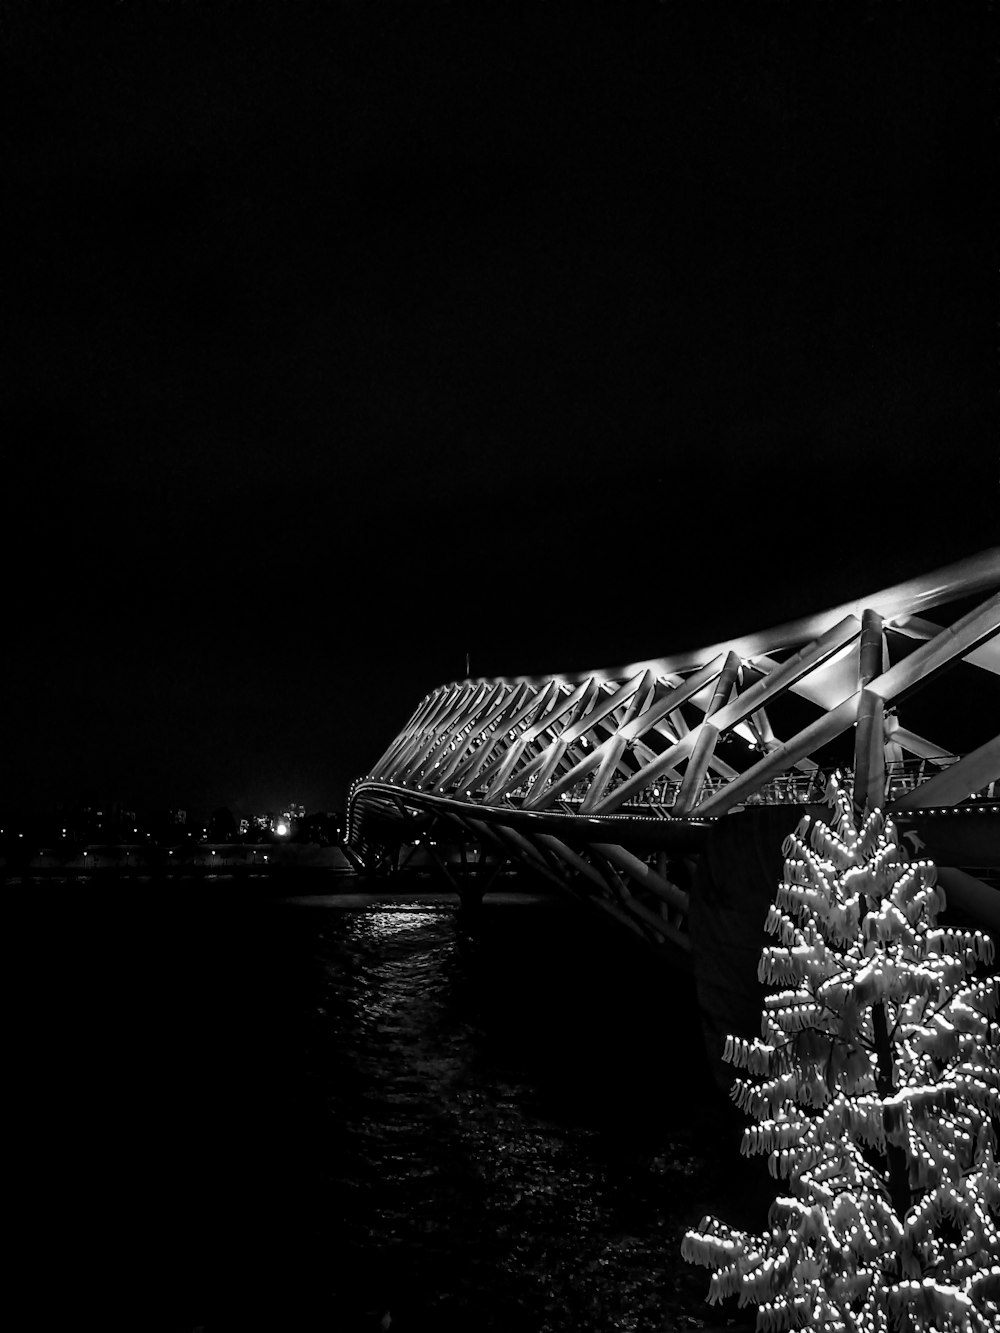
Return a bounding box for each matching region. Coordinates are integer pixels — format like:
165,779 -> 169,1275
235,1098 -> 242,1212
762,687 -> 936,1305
16,877 -> 772,1332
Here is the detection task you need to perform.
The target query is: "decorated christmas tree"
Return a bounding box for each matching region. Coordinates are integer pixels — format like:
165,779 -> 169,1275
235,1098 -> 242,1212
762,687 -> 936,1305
682,774 -> 999,1331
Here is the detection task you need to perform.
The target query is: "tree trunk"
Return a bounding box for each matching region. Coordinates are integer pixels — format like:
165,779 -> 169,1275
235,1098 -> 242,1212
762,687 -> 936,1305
872,999 -> 912,1220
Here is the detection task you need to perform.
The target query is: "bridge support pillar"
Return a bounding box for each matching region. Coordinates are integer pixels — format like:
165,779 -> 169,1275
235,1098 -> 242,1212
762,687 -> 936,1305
458,853 -> 509,921
854,609 -> 886,816
458,882 -> 485,922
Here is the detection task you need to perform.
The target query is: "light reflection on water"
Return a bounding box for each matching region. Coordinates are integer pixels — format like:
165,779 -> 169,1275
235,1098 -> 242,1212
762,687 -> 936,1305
362,906 -> 443,940
22,879 -> 768,1332
284,898 -> 743,1331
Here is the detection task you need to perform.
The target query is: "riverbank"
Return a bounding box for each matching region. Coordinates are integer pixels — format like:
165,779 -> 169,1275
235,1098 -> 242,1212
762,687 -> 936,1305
0,840 -> 356,877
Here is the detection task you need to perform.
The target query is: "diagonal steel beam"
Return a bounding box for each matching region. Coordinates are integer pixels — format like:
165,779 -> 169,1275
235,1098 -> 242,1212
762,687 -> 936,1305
621,669 -> 656,727
892,729 -> 952,760
480,736 -> 533,802
521,677 -> 600,749
588,846 -> 689,950
533,833 -> 610,892
516,734 -> 614,809
579,736 -> 628,812
672,652 -> 741,815
934,867 -> 1000,934
496,548 -> 998,689
520,739 -> 570,808
516,678 -> 657,810
587,734 -> 696,815
478,682 -> 594,800
867,593 -> 1000,703
478,821 -> 567,889
890,735 -> 1000,811
521,658 -> 730,815
370,690 -> 443,778
534,834 -> 689,951
395,682 -> 481,782
590,842 -> 689,913
443,682 -> 534,791
890,615 -> 1000,677
379,687 -> 454,779
559,672 -> 650,744
460,681 -> 561,794
475,682 -> 563,800
619,655 -> 738,745
591,615 -> 863,815
696,693 -> 862,817
487,747 -> 556,804
853,610 -> 886,815
707,615 -> 862,734
566,676 -> 603,727
431,683 -> 515,789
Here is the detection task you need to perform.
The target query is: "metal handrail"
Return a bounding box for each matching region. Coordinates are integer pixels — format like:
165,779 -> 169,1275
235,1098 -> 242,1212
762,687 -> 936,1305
500,754 -> 995,817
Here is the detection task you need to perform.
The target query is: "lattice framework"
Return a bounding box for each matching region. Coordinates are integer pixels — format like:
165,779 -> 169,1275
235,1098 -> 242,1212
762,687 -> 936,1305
348,550 -> 1000,952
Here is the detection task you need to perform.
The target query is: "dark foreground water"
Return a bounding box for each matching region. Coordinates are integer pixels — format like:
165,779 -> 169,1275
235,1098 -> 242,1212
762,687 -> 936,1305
14,877 -> 772,1332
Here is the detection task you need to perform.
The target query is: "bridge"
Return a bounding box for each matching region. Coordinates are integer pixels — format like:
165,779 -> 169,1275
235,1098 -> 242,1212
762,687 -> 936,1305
347,549 -> 999,1057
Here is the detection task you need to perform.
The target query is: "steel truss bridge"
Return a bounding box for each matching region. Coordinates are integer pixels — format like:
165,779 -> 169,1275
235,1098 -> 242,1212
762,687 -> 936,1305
347,550 -> 1000,964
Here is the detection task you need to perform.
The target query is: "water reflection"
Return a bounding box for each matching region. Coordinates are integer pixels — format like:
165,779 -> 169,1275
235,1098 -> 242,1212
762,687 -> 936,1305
362,906 -> 443,940
24,878 -> 764,1332
274,896 -> 744,1330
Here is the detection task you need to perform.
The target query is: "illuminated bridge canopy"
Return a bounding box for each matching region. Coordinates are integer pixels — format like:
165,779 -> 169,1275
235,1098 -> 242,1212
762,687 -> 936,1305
348,549 -> 1000,955
362,550 -> 999,818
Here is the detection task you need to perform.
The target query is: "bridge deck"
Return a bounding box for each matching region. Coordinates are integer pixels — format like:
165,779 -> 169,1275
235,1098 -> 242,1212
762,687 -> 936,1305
348,551 -> 1000,1079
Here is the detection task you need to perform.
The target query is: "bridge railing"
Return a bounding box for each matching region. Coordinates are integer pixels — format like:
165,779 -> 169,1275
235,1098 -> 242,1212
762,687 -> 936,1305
497,756 -> 992,816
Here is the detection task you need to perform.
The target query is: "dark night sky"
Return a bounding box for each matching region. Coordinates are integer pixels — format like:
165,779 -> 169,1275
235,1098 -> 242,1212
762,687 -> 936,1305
2,0 -> 997,820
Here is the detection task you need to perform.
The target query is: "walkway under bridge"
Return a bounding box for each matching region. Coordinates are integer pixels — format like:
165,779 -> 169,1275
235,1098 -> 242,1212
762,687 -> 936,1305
349,548 -> 999,953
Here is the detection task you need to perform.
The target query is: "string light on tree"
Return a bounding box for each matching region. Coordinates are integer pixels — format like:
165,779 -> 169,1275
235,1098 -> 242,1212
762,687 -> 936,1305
682,773 -> 999,1332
